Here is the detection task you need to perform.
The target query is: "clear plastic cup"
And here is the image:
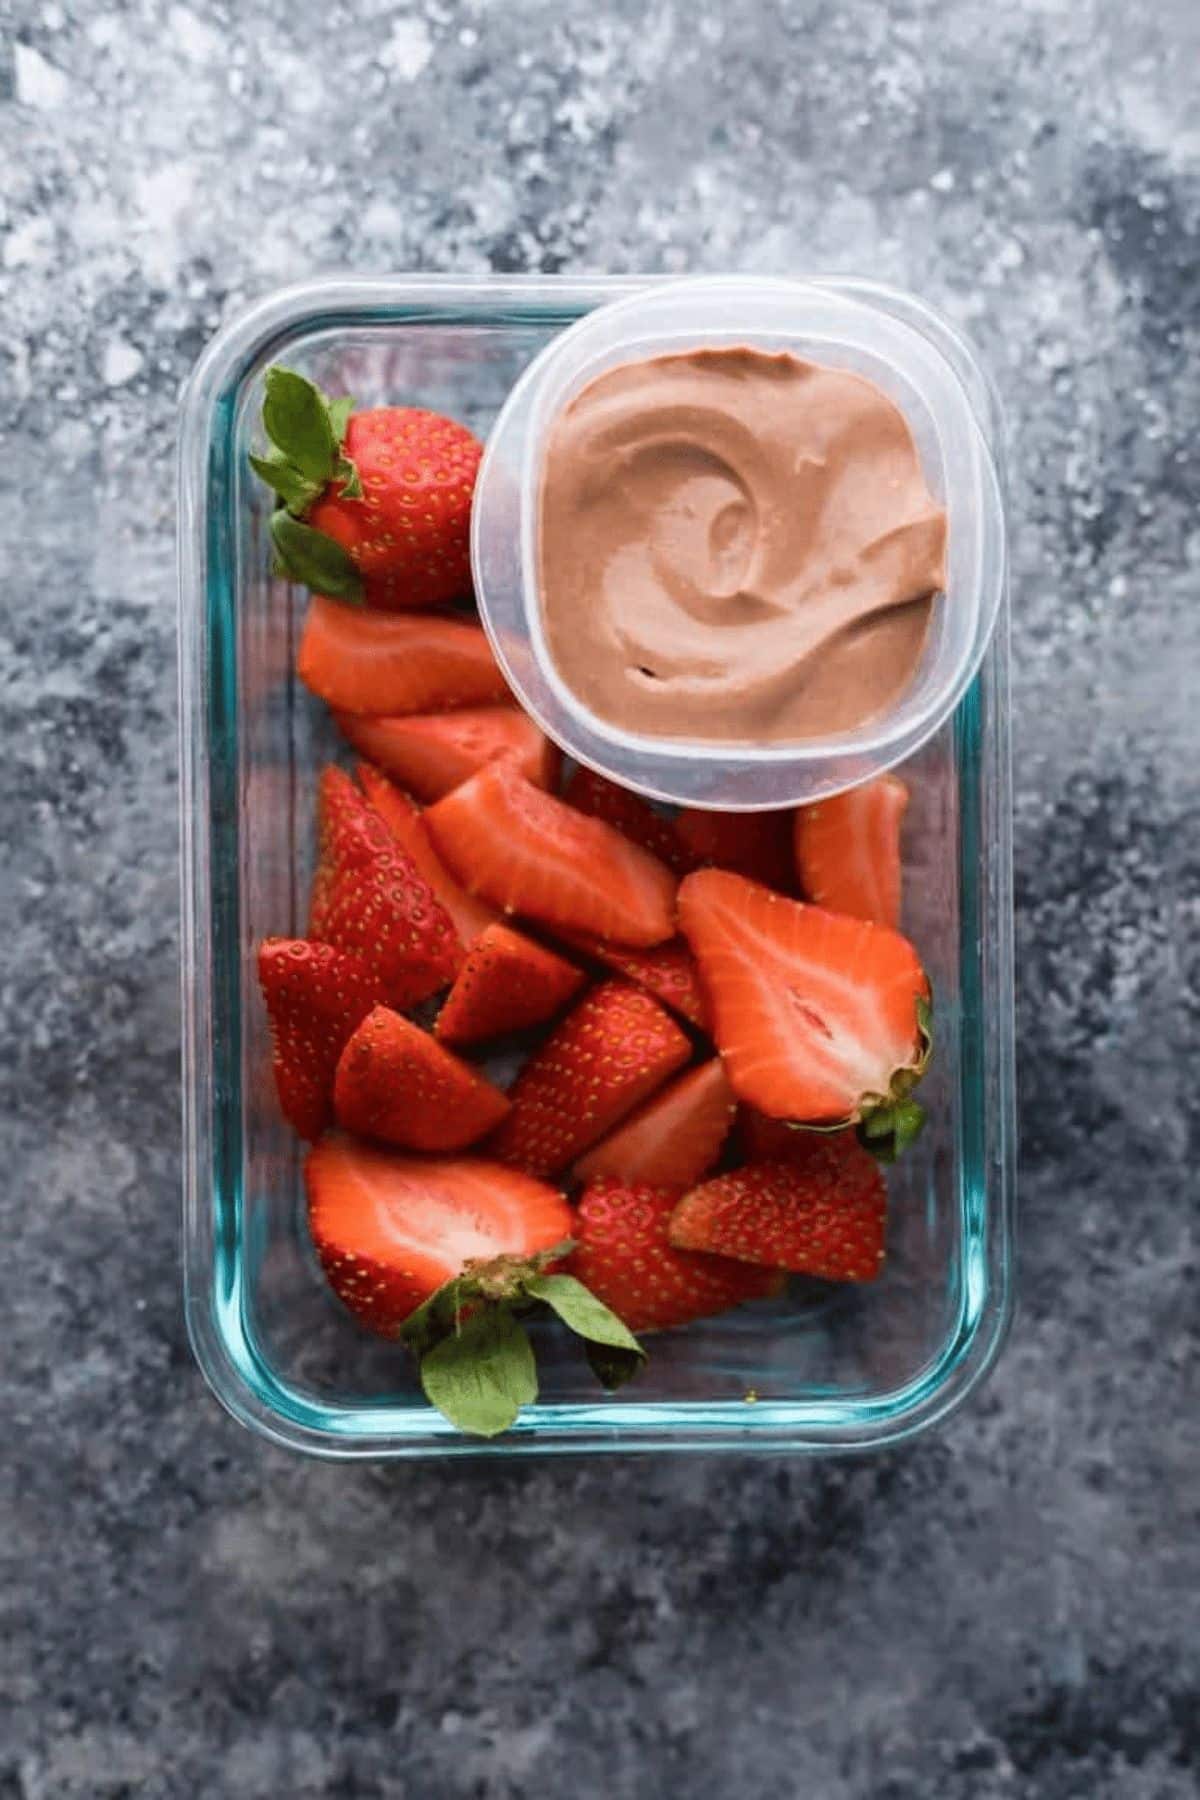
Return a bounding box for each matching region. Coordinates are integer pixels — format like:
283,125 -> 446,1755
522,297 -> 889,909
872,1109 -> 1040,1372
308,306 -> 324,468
472,276 -> 1006,809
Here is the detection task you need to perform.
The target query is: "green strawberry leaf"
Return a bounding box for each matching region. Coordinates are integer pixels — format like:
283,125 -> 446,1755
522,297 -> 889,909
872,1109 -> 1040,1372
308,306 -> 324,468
524,1273 -> 645,1360
270,512 -> 364,603
397,1277 -> 464,1358
334,453 -> 363,501
248,450 -> 322,515
584,1338 -> 646,1393
262,367 -> 337,483
419,1305 -> 537,1438
327,395 -> 354,444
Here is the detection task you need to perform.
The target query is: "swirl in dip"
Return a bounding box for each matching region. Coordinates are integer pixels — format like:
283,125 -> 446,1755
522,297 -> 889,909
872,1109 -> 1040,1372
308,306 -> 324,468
538,348 -> 947,743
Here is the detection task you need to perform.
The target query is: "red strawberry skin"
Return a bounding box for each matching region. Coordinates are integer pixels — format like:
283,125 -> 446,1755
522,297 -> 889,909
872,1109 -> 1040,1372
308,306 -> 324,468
333,1005 -> 510,1152
338,707 -> 558,803
435,923 -> 585,1047
312,766 -> 460,1006
567,1179 -> 783,1333
356,762 -> 498,950
426,761 -> 678,949
306,1135 -> 572,1334
678,867 -> 930,1123
668,1154 -> 887,1281
487,980 -> 691,1177
308,408 -> 482,608
561,933 -> 710,1031
563,768 -> 699,874
574,1060 -> 735,1189
676,807 -> 795,892
257,938 -> 380,1141
298,597 -> 510,716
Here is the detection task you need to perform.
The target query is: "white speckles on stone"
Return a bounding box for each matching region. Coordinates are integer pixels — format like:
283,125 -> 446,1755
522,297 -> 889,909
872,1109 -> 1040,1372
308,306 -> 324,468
169,3 -> 223,62
931,166 -> 957,192
14,42 -> 70,109
3,214 -> 55,270
102,338 -> 144,387
380,15 -> 434,80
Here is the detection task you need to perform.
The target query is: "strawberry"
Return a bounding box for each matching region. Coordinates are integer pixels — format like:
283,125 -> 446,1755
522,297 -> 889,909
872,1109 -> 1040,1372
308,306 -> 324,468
337,706 -> 559,802
426,760 -> 678,949
563,768 -> 698,874
435,923 -> 585,1047
356,762 -> 498,949
677,868 -> 932,1157
297,597 -> 510,716
668,1151 -> 887,1281
567,1179 -> 783,1333
251,369 -> 480,609
676,806 -> 795,892
574,1060 -> 735,1188
311,765 -> 460,1006
257,938 -> 380,1140
739,1104 -> 853,1165
334,1005 -> 511,1151
306,1135 -> 572,1335
561,933 -> 710,1031
794,774 -> 908,928
487,980 -> 691,1176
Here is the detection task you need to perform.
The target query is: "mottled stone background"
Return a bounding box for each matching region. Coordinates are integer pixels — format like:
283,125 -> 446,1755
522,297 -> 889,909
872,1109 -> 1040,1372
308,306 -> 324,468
1,0 -> 1197,1795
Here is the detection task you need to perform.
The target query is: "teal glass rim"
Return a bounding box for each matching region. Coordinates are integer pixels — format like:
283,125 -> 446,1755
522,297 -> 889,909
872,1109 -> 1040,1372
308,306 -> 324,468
177,277 -> 1016,1458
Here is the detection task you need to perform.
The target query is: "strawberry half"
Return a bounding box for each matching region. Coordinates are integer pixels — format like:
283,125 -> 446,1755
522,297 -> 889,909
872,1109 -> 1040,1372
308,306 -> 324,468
334,1005 -> 511,1151
677,867 -> 932,1157
426,760 -> 678,948
560,933 -> 711,1031
435,923 -> 585,1047
356,762 -> 498,950
306,1135 -> 572,1335
563,768 -> 698,874
676,806 -> 795,892
794,774 -> 908,928
574,1060 -> 735,1189
337,706 -> 559,803
487,980 -> 691,1176
311,765 -> 460,1006
251,369 -> 481,609
297,597 -> 510,716
257,938 -> 380,1140
567,1179 -> 783,1333
668,1150 -> 887,1282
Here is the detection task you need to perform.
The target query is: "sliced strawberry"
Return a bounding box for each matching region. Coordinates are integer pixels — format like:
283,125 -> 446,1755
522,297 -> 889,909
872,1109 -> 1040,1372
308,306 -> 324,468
306,1135 -> 572,1334
356,762 -> 498,949
676,807 -> 794,892
487,980 -> 691,1176
297,596 -> 510,715
677,868 -> 931,1152
311,765 -> 460,1006
561,933 -> 710,1031
794,774 -> 908,928
567,1179 -> 783,1333
257,938 -> 380,1140
426,760 -> 677,948
574,1060 -> 735,1188
337,707 -> 559,803
435,923 -> 585,1047
563,768 -> 698,874
668,1152 -> 887,1281
334,1005 -> 511,1151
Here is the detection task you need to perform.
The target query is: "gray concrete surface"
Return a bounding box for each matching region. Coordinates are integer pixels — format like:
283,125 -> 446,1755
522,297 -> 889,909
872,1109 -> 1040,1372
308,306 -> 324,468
1,0 -> 1197,1794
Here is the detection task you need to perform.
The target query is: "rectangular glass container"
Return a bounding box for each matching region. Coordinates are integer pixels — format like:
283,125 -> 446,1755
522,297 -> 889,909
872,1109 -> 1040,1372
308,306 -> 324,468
178,277 -> 1015,1458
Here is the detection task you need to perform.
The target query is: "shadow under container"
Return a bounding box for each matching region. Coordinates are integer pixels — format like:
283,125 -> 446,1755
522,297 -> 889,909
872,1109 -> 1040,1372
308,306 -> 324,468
178,275 -> 1016,1458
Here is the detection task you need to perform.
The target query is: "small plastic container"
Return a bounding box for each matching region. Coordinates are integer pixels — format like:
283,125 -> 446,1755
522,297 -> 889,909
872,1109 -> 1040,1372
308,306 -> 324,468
177,275 -> 1015,1459
473,276 -> 1006,809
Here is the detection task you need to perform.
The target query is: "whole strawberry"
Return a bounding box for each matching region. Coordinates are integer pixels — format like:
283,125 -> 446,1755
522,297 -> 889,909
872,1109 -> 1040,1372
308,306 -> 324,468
251,368 -> 482,610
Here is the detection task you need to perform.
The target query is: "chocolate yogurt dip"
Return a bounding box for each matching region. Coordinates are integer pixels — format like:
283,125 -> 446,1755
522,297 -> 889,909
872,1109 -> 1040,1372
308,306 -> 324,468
538,348 -> 947,743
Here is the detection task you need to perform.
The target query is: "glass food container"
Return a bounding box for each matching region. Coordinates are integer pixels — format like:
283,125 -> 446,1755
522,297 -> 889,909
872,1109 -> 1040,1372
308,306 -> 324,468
177,276 -> 1015,1458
